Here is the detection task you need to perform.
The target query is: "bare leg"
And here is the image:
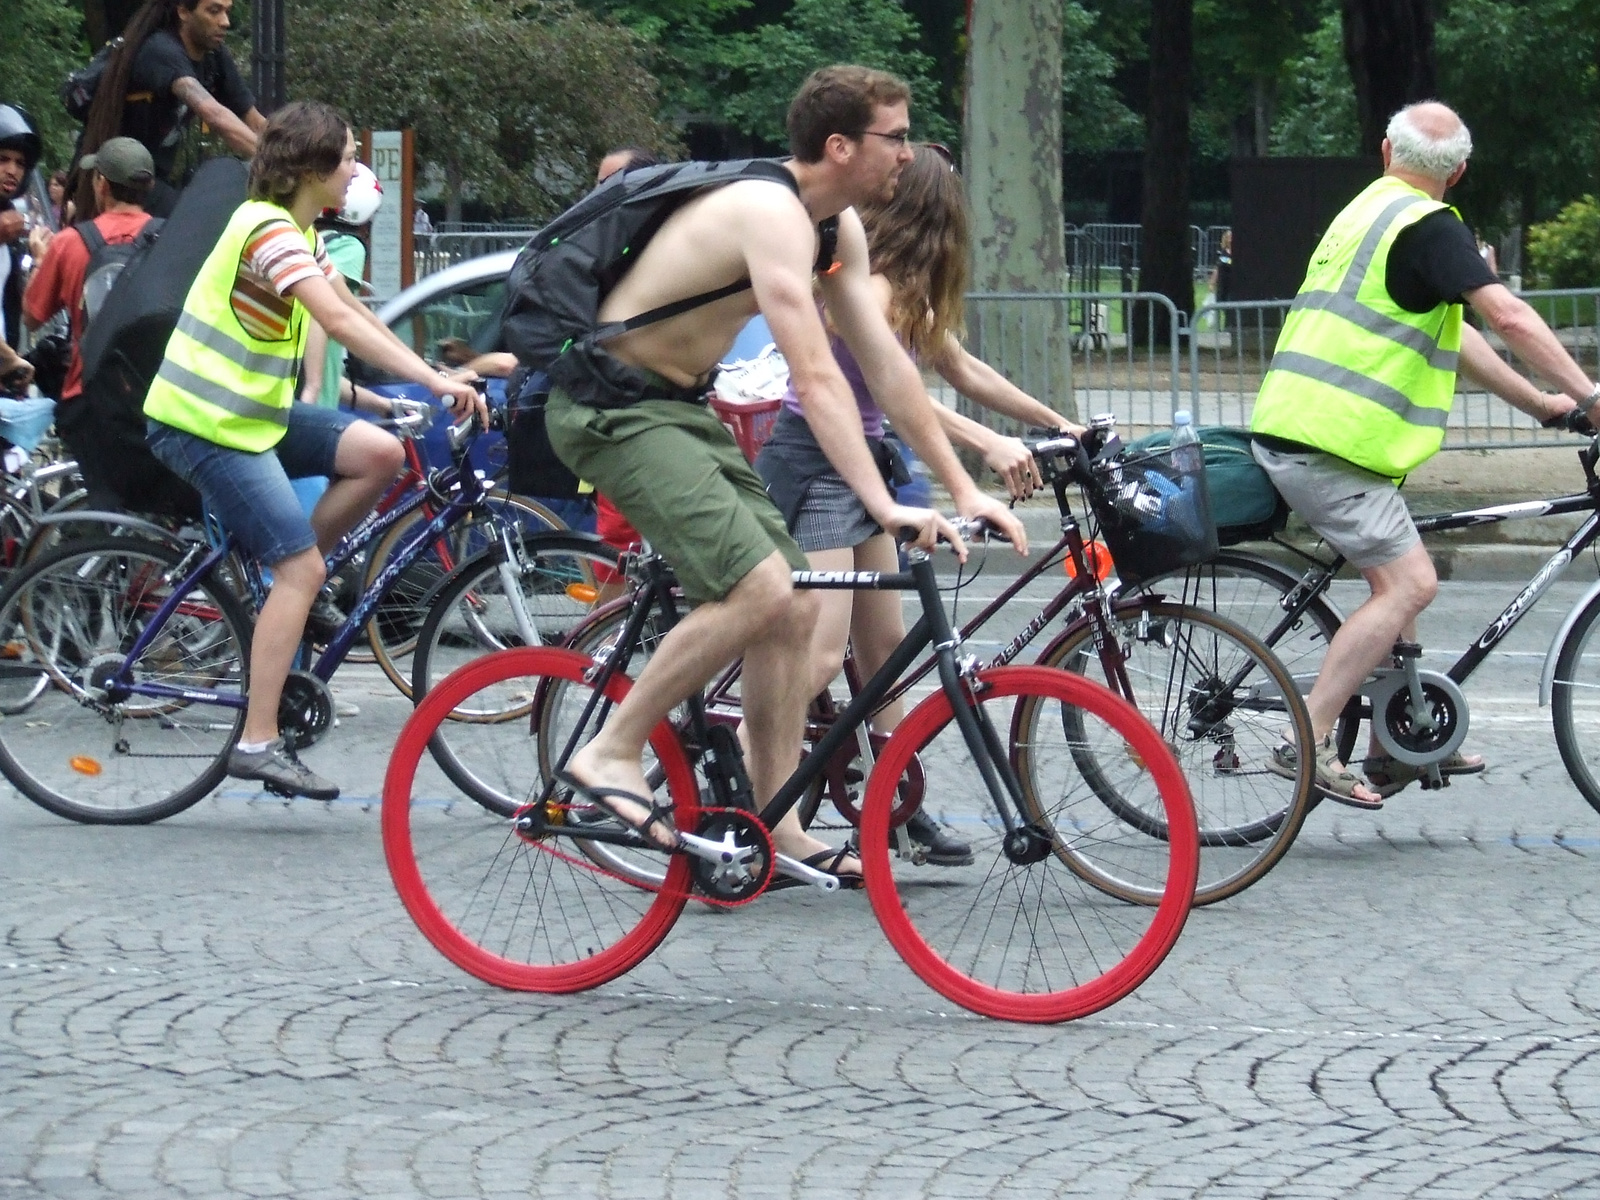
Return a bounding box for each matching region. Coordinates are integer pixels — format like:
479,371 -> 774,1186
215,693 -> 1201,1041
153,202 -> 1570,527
241,546 -> 325,744
307,422 -> 404,551
564,553 -> 811,849
1301,541 -> 1437,805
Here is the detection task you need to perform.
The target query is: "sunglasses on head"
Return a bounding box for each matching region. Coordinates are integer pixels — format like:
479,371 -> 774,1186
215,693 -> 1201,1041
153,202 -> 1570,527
921,142 -> 957,172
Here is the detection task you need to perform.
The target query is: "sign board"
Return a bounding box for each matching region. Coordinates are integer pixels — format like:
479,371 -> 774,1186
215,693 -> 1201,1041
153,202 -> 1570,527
364,129 -> 413,300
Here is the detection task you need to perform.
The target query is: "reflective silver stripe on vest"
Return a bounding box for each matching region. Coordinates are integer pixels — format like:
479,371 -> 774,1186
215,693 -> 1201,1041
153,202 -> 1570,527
1267,351 -> 1451,429
1287,289 -> 1460,371
154,359 -> 292,425
174,310 -> 298,381
1339,193 -> 1425,290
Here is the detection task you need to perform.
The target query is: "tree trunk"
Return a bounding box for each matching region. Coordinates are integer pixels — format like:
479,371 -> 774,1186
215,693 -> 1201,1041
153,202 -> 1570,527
1341,0 -> 1437,156
963,0 -> 1071,421
1138,0 -> 1193,347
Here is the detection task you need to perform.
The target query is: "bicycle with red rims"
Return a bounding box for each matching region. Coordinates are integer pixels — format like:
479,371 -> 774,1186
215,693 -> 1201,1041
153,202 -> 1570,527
382,514 -> 1200,1024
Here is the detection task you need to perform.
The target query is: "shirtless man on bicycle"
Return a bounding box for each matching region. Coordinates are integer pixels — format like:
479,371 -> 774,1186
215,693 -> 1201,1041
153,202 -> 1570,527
544,65 -> 1027,882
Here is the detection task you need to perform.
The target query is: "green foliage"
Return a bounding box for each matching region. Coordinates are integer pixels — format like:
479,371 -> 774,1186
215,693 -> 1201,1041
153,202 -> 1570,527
1269,6 -> 1359,155
1062,0 -> 1141,153
1193,0 -> 1326,157
1436,0 -> 1600,237
580,0 -> 953,151
0,0 -> 87,171
286,0 -> 675,220
1527,196 -> 1600,289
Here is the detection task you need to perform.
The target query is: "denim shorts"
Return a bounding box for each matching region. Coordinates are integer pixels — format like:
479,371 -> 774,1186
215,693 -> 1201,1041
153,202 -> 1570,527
146,404 -> 360,566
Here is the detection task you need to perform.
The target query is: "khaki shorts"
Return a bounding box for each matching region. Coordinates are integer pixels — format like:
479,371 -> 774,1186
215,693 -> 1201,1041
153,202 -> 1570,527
1251,442 -> 1419,568
545,388 -> 808,604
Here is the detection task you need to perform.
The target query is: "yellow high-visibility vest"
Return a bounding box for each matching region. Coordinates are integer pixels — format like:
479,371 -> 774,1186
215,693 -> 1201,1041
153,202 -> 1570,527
144,199 -> 317,452
1252,175 -> 1463,478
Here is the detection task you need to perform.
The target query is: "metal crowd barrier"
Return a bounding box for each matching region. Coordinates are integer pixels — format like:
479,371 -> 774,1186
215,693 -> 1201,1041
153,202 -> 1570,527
1189,289 -> 1600,450
956,292 -> 1182,438
412,230 -> 537,278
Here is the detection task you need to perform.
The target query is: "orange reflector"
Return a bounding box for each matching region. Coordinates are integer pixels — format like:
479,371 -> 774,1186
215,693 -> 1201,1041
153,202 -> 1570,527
566,582 -> 600,604
1064,540 -> 1113,582
0,640 -> 20,659
70,755 -> 103,776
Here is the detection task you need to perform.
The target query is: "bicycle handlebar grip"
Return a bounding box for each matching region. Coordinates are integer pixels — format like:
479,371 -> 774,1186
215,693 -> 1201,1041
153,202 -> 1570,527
1542,408 -> 1596,436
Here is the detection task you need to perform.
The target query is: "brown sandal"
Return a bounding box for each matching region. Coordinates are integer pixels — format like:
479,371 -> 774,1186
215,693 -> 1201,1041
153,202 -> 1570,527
1269,735 -> 1384,811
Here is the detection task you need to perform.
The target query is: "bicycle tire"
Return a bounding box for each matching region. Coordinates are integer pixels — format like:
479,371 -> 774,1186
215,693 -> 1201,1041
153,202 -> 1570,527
410,533 -> 618,709
1550,588 -> 1600,814
383,646 -> 696,992
0,535 -> 251,824
363,490 -> 566,697
1146,549 -> 1360,769
861,665 -> 1197,1023
1028,601 -> 1315,905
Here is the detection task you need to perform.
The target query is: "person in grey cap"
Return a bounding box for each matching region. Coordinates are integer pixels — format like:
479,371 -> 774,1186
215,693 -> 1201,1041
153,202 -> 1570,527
23,136 -> 163,507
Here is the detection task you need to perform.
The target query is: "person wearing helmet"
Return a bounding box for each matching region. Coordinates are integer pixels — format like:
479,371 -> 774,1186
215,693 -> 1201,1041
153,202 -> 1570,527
22,138 -> 173,510
299,161 -> 386,410
0,103 -> 44,354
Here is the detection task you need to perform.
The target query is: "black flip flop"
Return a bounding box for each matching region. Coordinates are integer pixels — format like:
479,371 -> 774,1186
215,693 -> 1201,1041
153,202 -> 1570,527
552,770 -> 680,851
768,844 -> 864,892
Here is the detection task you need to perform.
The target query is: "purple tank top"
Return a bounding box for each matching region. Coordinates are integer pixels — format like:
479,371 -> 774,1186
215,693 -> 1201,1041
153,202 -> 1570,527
781,333 -> 886,440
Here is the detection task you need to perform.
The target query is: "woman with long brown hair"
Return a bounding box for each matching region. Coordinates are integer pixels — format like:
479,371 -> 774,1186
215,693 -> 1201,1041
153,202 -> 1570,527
754,141 -> 1078,866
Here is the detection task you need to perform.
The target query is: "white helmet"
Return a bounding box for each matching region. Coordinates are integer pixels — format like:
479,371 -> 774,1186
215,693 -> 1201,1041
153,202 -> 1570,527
338,162 -> 383,225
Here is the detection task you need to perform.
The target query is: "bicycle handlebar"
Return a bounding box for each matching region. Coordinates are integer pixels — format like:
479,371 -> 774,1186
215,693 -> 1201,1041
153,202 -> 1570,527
1542,407 -> 1597,437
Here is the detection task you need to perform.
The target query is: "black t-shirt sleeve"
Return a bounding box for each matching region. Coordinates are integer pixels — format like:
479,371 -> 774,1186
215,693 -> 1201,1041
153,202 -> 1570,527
129,30 -> 194,97
204,45 -> 256,117
1384,208 -> 1498,313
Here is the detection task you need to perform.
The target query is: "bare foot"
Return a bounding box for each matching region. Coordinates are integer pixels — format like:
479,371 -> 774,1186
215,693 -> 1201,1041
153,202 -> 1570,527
559,745 -> 678,852
770,814 -> 862,880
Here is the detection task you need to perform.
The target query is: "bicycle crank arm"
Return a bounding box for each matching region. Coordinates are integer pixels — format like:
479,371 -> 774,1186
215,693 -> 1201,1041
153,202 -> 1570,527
770,851 -> 842,892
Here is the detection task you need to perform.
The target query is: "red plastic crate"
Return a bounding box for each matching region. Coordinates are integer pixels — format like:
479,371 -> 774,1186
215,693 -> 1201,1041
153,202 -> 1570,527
710,395 -> 781,463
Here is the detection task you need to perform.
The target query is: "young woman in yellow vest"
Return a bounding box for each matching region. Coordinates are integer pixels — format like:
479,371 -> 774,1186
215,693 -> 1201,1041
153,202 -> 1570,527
145,100 -> 484,800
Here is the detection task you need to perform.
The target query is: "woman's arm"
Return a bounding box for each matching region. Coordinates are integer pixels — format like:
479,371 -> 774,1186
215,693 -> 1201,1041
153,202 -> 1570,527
928,331 -> 1080,432
299,320 -> 329,403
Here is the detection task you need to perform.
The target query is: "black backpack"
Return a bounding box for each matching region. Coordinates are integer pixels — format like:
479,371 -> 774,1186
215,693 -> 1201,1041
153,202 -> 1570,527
75,156 -> 247,518
75,215 -> 164,333
500,157 -> 837,411
60,39 -> 121,123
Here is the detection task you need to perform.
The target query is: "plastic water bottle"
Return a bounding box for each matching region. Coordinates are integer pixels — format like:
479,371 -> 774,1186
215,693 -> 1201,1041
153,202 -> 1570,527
1170,410 -> 1202,474
1168,411 -> 1205,539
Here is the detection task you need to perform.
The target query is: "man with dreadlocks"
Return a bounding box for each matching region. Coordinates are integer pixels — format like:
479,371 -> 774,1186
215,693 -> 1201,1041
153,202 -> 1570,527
75,0 -> 265,218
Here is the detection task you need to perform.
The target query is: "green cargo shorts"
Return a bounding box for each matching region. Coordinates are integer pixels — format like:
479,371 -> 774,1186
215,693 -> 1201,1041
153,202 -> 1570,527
545,387 -> 808,605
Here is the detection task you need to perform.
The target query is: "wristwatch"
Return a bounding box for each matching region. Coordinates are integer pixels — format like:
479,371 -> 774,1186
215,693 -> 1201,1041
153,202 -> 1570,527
1582,383 -> 1600,414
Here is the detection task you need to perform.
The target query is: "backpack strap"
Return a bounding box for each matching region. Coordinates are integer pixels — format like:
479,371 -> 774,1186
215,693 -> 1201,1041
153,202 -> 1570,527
602,214 -> 846,340
77,220 -> 106,259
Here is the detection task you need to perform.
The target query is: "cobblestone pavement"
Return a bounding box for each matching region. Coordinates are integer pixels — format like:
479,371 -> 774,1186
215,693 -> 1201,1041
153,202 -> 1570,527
4,580 -> 1600,1199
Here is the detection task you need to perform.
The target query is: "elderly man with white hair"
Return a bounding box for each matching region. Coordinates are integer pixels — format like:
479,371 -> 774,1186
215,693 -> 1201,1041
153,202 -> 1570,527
1251,100 -> 1600,808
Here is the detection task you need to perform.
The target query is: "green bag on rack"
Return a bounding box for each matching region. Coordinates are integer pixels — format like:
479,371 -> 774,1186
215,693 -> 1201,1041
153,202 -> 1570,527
1125,425 -> 1287,545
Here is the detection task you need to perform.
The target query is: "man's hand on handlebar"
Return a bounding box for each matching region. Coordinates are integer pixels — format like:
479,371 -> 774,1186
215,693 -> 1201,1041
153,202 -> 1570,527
1541,397 -> 1595,437
958,493 -> 1029,557
430,372 -> 490,428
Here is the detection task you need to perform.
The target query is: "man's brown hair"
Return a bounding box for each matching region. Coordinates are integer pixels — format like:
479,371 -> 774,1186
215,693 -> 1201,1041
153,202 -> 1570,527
248,100 -> 349,209
786,65 -> 912,164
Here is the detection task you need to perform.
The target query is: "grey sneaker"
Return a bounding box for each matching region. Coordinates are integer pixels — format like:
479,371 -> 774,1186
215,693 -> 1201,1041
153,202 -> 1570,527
227,738 -> 339,800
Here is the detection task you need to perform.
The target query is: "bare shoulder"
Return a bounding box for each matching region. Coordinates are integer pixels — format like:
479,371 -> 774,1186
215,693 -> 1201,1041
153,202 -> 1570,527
695,177 -> 812,238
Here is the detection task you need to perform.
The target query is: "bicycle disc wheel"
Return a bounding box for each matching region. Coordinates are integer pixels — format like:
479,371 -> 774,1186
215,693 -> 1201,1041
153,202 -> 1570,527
409,533 -> 618,713
1550,589 -> 1600,814
862,665 -> 1197,1024
383,646 -> 696,991
1147,550 -> 1357,763
364,490 -> 566,697
1031,602 -> 1315,905
0,535 -> 250,824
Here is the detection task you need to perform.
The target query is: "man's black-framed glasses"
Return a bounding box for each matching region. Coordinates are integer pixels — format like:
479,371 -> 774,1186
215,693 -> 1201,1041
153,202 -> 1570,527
860,129 -> 911,147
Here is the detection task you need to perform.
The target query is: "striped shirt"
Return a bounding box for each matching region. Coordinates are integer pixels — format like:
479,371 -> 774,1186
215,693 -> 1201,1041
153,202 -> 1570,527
231,220 -> 338,342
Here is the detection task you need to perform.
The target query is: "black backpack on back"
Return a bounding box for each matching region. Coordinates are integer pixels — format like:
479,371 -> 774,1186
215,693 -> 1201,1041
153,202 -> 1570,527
500,157 -> 836,411
60,39 -> 122,123
75,156 -> 248,518
75,215 -> 165,333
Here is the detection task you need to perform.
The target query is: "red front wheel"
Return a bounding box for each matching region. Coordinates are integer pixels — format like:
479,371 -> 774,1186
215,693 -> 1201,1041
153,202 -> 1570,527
861,665 -> 1198,1023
